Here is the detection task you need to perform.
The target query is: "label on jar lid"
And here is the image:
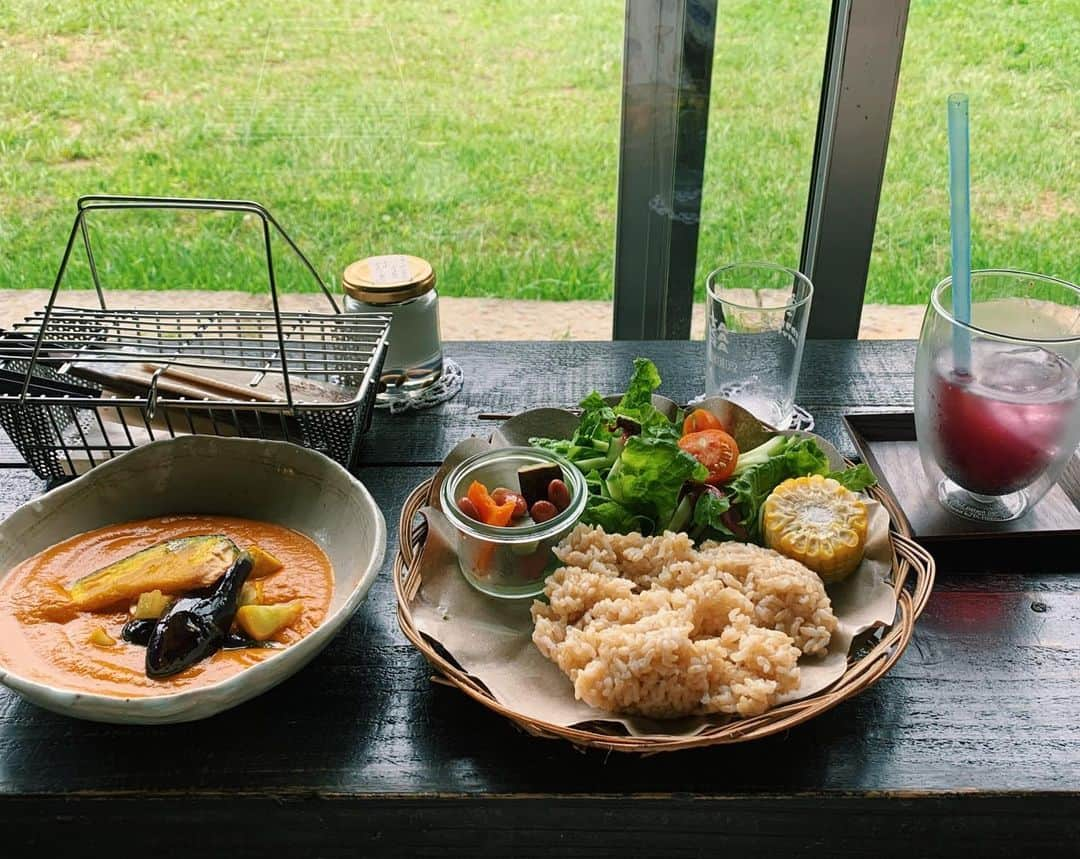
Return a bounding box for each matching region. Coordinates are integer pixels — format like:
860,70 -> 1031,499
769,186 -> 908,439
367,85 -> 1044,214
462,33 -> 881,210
369,255 -> 413,285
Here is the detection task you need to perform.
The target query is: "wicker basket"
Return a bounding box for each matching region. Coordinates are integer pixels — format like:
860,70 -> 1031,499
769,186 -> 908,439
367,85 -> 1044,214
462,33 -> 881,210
394,472 -> 935,754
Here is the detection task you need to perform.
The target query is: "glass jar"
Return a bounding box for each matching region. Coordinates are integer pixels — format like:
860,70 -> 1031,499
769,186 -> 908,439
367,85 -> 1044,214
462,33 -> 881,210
440,447 -> 587,599
342,254 -> 443,401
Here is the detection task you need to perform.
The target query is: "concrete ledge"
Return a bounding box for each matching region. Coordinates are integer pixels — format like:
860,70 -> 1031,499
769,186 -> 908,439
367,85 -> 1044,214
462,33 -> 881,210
0,291 -> 925,340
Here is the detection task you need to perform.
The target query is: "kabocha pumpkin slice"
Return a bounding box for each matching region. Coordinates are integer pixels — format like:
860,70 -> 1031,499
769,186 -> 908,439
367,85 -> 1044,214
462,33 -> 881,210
762,475 -> 868,583
68,535 -> 240,611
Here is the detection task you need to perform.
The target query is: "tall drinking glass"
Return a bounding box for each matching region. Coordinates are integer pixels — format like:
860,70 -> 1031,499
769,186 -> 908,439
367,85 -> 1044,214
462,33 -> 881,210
914,269 -> 1080,522
705,262 -> 814,429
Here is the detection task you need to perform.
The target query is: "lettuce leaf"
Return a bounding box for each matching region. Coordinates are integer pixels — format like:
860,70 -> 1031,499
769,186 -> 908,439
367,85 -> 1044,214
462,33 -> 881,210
530,391 -> 621,470
692,487 -> 735,540
729,436 -> 831,540
615,357 -> 661,416
827,463 -> 878,491
612,358 -> 679,441
582,495 -> 647,534
605,435 -> 709,526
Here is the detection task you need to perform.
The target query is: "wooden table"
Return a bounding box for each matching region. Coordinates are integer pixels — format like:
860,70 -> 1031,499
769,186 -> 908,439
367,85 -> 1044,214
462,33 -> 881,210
3,340 -> 1078,857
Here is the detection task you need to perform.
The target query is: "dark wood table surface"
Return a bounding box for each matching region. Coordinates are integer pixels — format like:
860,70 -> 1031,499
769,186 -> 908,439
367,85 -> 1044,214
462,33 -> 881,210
3,340 -> 1079,857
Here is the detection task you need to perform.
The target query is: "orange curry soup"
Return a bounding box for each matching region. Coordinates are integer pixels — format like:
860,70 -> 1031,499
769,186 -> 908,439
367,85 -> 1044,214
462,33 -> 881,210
0,515 -> 334,697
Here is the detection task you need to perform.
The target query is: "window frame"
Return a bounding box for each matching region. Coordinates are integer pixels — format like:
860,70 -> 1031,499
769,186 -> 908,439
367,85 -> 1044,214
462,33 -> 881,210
611,0 -> 911,341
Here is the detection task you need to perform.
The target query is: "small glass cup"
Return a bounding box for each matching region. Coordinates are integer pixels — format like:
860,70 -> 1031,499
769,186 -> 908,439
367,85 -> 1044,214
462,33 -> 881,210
914,269 -> 1080,522
704,262 -> 814,429
440,447 -> 587,599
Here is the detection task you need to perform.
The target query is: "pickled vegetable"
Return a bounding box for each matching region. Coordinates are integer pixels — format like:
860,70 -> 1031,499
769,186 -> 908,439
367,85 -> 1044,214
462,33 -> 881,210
68,535 -> 240,611
547,479 -> 571,512
457,496 -> 481,521
466,480 -> 517,526
517,463 -> 563,507
762,475 -> 868,582
491,487 -> 528,520
235,601 -> 303,642
530,500 -> 558,523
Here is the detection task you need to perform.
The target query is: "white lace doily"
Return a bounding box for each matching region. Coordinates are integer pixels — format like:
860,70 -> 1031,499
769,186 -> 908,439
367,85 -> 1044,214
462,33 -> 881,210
379,358 -> 464,415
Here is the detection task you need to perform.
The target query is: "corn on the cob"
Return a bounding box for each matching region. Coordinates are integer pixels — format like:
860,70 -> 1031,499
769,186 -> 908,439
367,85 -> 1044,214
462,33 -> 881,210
762,475 -> 868,583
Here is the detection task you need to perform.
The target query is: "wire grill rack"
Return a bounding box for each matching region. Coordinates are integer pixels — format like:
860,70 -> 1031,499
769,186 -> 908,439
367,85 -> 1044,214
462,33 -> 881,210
0,196 -> 390,480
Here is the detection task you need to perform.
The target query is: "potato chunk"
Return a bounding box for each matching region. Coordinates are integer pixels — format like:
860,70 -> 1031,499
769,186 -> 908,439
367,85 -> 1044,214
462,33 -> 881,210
133,589 -> 173,620
235,602 -> 303,641
239,580 -> 265,607
247,546 -> 285,579
88,627 -> 116,647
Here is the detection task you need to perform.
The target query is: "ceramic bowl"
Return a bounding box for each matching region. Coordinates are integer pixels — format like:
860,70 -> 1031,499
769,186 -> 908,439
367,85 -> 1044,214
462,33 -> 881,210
0,436 -> 386,724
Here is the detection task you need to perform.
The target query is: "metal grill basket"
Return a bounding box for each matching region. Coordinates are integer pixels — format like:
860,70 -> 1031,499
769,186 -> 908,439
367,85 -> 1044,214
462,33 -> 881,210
0,196 -> 390,480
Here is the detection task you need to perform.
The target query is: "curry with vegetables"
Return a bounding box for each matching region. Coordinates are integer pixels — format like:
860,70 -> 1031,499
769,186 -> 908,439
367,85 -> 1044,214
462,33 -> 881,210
0,515 -> 333,696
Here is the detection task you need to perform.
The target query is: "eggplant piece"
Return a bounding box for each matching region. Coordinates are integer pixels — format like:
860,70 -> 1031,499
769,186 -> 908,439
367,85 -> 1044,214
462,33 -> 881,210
121,618 -> 157,646
222,633 -> 280,651
517,463 -> 564,507
123,616 -> 278,652
144,552 -> 254,679
68,535 -> 240,611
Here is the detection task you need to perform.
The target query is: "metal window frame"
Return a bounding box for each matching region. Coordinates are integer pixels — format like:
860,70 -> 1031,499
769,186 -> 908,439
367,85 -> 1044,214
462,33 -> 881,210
800,0 -> 911,339
611,0 -> 910,341
611,0 -> 717,340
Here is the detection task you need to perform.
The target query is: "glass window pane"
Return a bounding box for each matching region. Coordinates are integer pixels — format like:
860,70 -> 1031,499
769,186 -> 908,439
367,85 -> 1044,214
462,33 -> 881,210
693,0 -> 832,328
0,2 -> 624,339
865,0 -> 1079,338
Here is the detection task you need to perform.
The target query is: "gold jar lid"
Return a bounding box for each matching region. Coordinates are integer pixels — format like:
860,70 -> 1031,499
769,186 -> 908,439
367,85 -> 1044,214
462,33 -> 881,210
342,254 -> 436,304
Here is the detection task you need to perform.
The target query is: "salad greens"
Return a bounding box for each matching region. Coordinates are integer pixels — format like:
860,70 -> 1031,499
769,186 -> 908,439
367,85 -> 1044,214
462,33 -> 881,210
530,358 -> 875,544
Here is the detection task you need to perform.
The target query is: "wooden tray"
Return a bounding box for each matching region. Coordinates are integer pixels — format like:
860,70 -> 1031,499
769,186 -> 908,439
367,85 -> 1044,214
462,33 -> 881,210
844,412 -> 1080,572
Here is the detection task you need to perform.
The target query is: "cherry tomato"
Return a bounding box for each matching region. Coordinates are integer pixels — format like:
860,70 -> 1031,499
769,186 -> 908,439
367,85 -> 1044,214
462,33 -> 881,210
678,429 -> 739,484
683,408 -> 726,435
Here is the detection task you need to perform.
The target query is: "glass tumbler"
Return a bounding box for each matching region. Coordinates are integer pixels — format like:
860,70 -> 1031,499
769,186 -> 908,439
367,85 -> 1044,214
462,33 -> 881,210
705,262 -> 814,428
914,269 -> 1080,522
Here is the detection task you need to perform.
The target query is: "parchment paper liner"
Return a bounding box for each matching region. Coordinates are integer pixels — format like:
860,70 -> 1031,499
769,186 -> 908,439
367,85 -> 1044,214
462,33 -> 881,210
411,399 -> 897,737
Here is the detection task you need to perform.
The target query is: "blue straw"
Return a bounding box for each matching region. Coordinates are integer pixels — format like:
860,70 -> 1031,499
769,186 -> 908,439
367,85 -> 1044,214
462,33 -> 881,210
948,93 -> 972,374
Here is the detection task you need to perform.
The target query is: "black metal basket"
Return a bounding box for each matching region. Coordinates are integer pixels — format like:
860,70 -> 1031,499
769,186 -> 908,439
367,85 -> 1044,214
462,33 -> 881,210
0,196 -> 390,480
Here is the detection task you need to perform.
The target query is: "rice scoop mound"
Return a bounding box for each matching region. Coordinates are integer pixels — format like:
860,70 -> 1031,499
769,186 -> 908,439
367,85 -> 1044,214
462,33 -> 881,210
531,525 -> 840,719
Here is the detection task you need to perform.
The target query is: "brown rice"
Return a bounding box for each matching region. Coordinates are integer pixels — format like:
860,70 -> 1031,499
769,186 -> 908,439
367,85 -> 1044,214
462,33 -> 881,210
531,525 -> 839,719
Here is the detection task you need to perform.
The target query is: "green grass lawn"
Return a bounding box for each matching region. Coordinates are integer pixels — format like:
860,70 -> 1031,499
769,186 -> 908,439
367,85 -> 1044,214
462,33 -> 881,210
0,0 -> 1075,305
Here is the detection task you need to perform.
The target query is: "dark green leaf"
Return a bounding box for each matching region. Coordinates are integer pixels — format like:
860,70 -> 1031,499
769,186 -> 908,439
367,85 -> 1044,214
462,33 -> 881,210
692,489 -> 735,540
